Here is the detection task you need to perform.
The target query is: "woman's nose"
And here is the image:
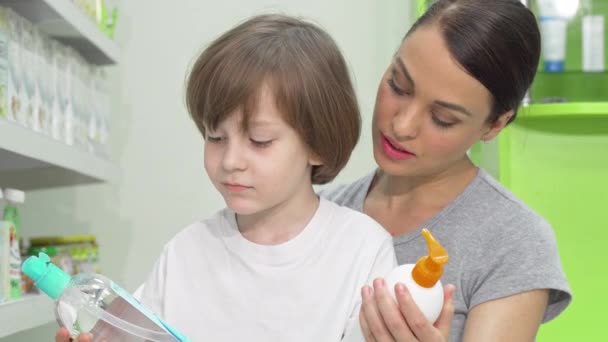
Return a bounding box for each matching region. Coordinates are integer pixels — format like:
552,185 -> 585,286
392,102 -> 423,140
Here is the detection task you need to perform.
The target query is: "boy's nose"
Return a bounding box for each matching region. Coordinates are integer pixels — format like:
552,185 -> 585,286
221,142 -> 247,171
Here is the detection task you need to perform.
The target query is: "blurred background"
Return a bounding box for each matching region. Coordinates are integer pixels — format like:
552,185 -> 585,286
0,0 -> 606,341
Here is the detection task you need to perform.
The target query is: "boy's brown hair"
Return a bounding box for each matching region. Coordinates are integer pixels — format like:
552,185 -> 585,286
185,14 -> 360,184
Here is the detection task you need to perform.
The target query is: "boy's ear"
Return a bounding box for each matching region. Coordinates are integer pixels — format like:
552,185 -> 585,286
308,152 -> 323,166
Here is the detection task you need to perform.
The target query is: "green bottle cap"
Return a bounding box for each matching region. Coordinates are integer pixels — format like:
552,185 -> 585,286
22,252 -> 70,300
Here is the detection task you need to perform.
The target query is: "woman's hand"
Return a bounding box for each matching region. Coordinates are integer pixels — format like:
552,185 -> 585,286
360,278 -> 455,342
55,327 -> 93,342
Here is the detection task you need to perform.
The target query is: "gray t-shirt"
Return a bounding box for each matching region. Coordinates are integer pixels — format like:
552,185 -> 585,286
321,168 -> 571,341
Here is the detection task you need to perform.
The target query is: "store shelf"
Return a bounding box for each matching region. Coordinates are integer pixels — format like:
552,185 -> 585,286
538,70 -> 608,75
519,102 -> 608,119
0,120 -> 118,190
0,0 -> 120,65
0,294 -> 55,338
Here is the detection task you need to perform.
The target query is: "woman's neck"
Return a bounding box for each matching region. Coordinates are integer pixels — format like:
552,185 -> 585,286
366,158 -> 478,235
236,187 -> 320,245
380,161 -> 477,203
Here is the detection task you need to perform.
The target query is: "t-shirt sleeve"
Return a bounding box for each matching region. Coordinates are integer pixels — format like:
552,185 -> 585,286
466,217 -> 571,322
365,237 -> 398,284
342,236 -> 397,340
133,246 -> 169,317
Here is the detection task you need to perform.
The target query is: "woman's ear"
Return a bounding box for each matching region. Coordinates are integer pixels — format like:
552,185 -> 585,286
481,110 -> 514,142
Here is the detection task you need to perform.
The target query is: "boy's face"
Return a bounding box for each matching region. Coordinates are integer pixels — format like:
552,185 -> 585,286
204,84 -> 321,218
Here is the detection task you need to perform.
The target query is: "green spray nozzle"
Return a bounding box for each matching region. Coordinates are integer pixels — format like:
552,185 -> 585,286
22,252 -> 71,300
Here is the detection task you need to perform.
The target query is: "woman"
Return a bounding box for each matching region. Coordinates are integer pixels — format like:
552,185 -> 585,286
322,0 -> 571,341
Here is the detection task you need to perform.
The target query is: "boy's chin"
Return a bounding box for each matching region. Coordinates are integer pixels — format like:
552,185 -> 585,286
225,200 -> 261,216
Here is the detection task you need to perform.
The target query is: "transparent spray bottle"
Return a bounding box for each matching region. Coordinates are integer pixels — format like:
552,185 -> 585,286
22,253 -> 190,342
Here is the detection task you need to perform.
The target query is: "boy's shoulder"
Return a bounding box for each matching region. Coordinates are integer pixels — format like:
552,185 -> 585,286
162,200 -> 392,254
320,197 -> 391,244
162,209 -> 230,250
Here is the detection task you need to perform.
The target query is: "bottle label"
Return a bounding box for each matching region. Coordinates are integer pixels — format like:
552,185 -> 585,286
8,223 -> 21,299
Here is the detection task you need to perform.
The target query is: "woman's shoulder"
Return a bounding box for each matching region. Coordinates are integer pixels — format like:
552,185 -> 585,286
445,170 -> 572,321
464,168 -> 549,227
440,169 -> 560,265
318,171 -> 376,211
429,168 -> 555,253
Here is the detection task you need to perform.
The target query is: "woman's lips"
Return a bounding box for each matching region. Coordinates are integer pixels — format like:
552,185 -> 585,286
380,134 -> 415,160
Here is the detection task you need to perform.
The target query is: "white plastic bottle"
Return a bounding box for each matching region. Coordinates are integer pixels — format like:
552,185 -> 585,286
384,228 -> 449,323
22,252 -> 190,342
343,228 -> 448,342
537,0 -> 580,72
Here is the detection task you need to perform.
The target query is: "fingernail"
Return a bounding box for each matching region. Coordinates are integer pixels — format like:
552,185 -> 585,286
362,286 -> 371,299
395,283 -> 406,295
374,278 -> 385,288
447,284 -> 456,299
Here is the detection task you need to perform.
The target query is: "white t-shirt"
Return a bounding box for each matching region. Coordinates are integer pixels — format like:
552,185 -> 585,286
135,198 -> 396,342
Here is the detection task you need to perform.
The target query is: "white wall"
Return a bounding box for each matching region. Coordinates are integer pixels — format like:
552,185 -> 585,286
4,1 -> 413,340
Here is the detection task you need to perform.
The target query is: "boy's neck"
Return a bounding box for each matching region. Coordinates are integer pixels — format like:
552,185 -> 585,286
236,188 -> 320,245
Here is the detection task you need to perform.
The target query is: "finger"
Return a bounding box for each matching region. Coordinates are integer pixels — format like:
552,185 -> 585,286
359,302 -> 377,342
374,280 -> 415,341
434,284 -> 455,338
361,282 -> 393,342
359,292 -> 376,342
394,283 -> 440,341
55,328 -> 71,342
76,333 -> 93,342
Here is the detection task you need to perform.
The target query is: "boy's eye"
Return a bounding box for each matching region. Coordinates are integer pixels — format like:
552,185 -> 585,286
250,139 -> 273,148
206,136 -> 224,143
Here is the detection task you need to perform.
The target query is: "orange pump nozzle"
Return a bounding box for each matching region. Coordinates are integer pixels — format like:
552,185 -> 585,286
412,228 -> 449,288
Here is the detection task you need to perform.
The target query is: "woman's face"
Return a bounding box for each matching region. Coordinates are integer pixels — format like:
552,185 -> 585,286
372,25 -> 511,178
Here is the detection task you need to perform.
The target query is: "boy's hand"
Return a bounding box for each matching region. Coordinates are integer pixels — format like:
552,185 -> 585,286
55,327 -> 93,342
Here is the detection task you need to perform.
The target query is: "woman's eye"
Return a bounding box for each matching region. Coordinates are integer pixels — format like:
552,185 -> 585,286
431,114 -> 456,129
388,78 -> 410,96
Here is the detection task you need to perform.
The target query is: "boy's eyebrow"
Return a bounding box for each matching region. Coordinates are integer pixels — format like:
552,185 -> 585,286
395,57 -> 473,117
249,119 -> 280,127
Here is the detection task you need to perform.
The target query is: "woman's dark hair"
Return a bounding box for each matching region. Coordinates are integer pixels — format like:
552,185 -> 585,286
407,0 -> 540,124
